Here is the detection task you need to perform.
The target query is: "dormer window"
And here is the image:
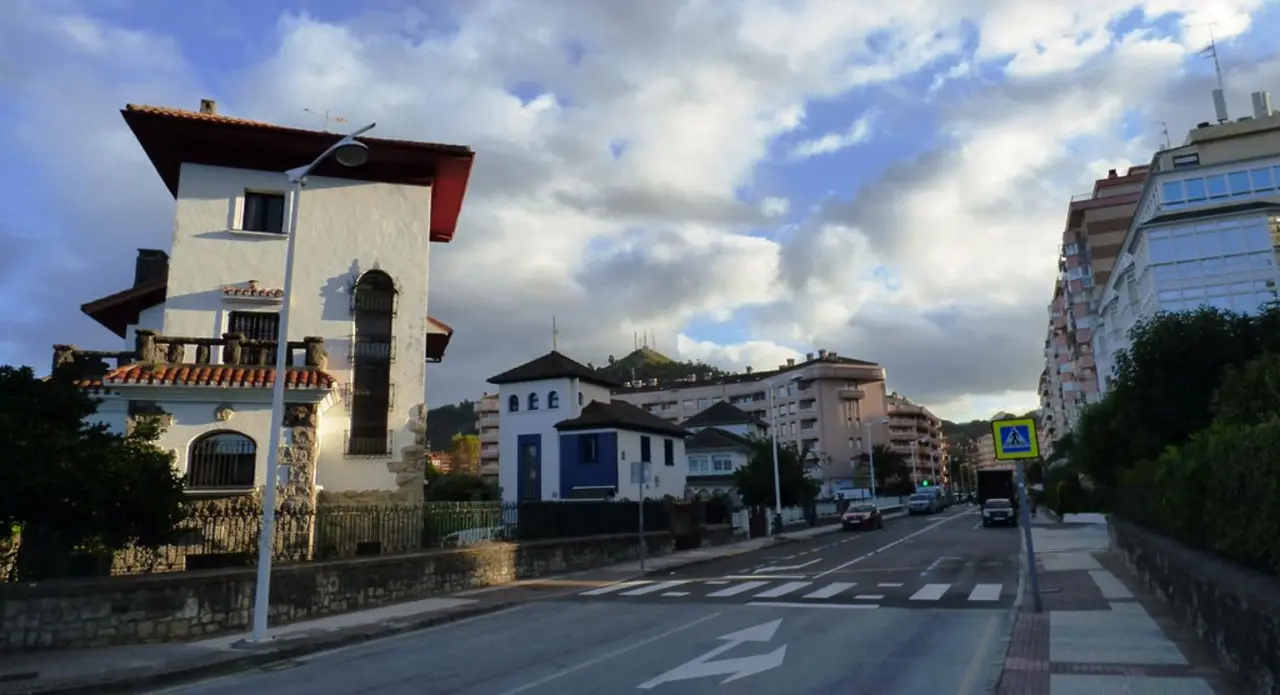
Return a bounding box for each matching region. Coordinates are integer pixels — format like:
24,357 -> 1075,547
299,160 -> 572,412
508,395 -> 520,412
242,192 -> 286,234
548,391 -> 560,409
528,393 -> 540,410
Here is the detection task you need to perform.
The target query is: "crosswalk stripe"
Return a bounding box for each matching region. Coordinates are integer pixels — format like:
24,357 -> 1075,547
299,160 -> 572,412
804,582 -> 856,599
754,581 -> 812,598
967,584 -> 1002,601
580,581 -> 648,596
909,583 -> 951,601
707,580 -> 769,597
620,580 -> 688,596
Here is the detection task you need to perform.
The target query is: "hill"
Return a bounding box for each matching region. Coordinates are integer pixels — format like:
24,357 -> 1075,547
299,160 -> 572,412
424,400 -> 478,451
941,411 -> 1039,444
594,348 -> 728,385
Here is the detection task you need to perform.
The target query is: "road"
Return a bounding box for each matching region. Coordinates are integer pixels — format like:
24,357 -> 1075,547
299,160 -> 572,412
150,504 -> 1020,695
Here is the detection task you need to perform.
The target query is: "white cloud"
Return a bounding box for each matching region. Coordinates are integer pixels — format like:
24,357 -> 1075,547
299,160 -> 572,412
788,110 -> 877,160
4,0 -> 1280,423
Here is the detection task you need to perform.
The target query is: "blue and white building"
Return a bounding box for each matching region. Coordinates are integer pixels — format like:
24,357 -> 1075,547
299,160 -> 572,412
1095,93 -> 1280,392
488,351 -> 689,502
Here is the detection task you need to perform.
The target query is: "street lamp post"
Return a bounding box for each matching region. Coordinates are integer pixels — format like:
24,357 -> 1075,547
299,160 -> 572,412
862,418 -> 888,500
766,373 -> 803,535
249,123 -> 377,644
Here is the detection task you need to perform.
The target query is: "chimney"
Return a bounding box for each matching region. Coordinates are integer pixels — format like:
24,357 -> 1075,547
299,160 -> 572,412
199,99 -> 217,115
786,358 -> 796,367
1107,169 -> 1117,179
806,352 -> 814,361
134,249 -> 169,287
818,349 -> 828,359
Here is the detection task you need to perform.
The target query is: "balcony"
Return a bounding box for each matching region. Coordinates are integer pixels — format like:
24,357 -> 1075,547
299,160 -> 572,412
838,387 -> 864,400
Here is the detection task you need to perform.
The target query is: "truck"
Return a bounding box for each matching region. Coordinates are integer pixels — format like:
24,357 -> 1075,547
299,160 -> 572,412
976,468 -> 1016,506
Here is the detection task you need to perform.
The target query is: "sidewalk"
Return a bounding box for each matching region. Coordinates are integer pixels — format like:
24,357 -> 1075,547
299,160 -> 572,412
996,513 -> 1236,695
0,522 -> 843,695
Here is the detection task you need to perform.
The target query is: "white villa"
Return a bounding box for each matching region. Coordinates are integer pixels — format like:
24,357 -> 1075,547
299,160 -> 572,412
487,351 -> 690,502
55,100 -> 474,507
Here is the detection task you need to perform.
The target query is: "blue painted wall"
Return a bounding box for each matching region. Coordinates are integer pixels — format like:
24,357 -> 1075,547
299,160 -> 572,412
559,431 -> 618,498
516,433 -> 542,501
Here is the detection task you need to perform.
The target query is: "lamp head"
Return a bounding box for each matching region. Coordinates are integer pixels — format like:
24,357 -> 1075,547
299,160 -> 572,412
333,139 -> 370,167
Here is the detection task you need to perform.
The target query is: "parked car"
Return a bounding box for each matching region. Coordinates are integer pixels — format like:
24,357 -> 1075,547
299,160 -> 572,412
981,499 -> 1017,527
841,503 -> 884,530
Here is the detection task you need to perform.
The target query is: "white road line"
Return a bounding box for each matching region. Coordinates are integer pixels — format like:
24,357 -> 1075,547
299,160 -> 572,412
753,581 -> 812,598
747,601 -> 878,610
954,616 -> 1000,695
967,584 -> 1002,601
579,580 -> 648,596
804,582 -> 856,599
707,580 -> 769,597
493,613 -> 722,695
620,580 -> 689,596
705,580 -> 730,585
813,511 -> 973,579
878,582 -> 904,587
724,574 -> 808,580
662,592 -> 690,597
754,558 -> 823,573
854,594 -> 884,600
909,583 -> 951,601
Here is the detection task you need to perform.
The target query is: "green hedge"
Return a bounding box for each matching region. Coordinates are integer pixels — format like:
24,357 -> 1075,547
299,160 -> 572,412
1114,419 -> 1280,576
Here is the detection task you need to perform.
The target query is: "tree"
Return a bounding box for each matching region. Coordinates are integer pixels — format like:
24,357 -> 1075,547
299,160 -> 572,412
732,437 -> 820,508
0,366 -> 187,580
862,444 -> 910,493
1211,352 -> 1280,427
450,433 -> 481,475
424,473 -> 499,501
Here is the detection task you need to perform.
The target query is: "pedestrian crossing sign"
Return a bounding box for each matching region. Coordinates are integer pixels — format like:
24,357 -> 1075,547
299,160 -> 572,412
992,418 -> 1039,460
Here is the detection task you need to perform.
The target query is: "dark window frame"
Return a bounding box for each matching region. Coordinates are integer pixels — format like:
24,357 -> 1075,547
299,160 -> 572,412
663,438 -> 674,466
347,269 -> 396,457
241,191 -> 286,234
187,430 -> 257,490
227,310 -> 280,364
640,435 -> 651,463
580,434 -> 599,464
508,394 -> 520,412
548,391 -> 560,408
528,393 -> 539,410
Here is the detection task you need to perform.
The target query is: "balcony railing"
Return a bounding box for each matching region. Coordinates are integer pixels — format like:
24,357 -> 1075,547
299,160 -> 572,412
345,429 -> 394,457
52,330 -> 329,375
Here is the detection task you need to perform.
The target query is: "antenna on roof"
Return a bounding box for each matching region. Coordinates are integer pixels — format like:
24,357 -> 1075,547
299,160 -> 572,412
552,316 -> 559,351
1157,121 -> 1171,149
303,108 -> 349,132
1196,24 -> 1230,124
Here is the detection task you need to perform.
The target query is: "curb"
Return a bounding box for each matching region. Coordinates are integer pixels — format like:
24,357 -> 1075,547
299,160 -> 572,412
9,602 -> 517,695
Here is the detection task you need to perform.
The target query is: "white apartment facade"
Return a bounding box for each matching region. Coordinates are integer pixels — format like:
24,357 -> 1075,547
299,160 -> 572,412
60,100 -> 473,506
1095,96 -> 1280,390
612,350 -> 890,496
885,393 -> 945,485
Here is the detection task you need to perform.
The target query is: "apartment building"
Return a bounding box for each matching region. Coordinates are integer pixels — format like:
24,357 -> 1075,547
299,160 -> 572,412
885,393 -> 945,484
1096,90 -> 1280,390
611,349 -> 890,495
1040,166 -> 1147,446
974,433 -> 997,469
476,392 -> 500,479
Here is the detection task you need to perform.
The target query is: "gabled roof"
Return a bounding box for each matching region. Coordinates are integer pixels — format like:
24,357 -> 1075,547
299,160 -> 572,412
556,400 -> 688,438
681,400 -> 766,428
122,104 -> 474,243
487,351 -> 621,388
686,427 -> 754,452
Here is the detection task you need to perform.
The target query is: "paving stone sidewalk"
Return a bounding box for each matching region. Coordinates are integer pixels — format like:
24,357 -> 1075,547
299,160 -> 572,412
996,514 -> 1239,695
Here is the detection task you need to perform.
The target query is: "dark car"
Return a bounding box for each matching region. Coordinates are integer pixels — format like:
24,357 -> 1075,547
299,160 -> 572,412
842,503 -> 883,530
981,499 -> 1017,527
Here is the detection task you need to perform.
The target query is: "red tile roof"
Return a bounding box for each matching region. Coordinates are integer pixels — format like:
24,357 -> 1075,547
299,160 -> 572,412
221,281 -> 284,299
77,364 -> 337,391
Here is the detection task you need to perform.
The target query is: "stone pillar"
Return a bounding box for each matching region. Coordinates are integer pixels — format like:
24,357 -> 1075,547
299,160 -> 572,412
135,330 -> 162,363
280,404 -> 320,560
51,345 -> 76,374
195,344 -> 211,364
166,342 -> 185,363
221,333 -> 243,365
303,337 -> 328,369
386,404 -> 429,503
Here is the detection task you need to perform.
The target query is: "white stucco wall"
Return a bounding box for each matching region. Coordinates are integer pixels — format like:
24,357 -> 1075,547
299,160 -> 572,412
124,305 -> 165,349
152,163 -> 433,492
614,430 -> 687,500
497,377 -> 574,502
92,390 -> 332,488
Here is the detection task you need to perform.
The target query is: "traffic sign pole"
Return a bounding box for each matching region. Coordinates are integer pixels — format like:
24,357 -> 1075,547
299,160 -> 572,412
990,417 -> 1044,614
1015,459 -> 1043,613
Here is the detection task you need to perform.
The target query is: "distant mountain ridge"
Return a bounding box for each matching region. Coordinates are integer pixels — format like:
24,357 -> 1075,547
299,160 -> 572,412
941,411 -> 1039,444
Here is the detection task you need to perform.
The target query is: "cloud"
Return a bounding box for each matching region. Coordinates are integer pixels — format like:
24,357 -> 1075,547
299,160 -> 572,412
5,0 -> 1280,422
788,111 -> 877,160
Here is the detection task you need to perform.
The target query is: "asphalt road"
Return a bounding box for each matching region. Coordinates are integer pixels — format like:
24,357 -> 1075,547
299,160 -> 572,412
151,504 -> 1020,695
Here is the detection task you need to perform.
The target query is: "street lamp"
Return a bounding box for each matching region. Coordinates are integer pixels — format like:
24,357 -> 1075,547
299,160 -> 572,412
766,373 -> 803,535
861,418 -> 888,500
250,122 -> 377,644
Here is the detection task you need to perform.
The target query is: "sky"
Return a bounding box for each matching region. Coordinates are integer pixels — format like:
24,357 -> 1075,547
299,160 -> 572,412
4,0 -> 1280,423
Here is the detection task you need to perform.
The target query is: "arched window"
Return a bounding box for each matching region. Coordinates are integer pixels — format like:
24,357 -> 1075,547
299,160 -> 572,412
508,394 -> 520,412
528,393 -> 540,410
348,269 -> 396,456
578,392 -> 584,405
187,431 -> 256,490
548,391 -> 560,409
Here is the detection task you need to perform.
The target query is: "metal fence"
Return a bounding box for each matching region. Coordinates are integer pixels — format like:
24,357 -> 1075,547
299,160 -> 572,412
3,499 -> 721,581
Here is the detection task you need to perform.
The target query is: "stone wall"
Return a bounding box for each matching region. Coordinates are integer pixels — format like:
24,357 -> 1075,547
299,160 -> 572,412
0,531 -> 674,652
1109,517 -> 1280,695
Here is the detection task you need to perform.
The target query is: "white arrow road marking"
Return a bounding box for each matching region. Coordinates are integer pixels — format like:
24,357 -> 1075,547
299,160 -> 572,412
637,619 -> 787,689
753,558 -> 822,573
